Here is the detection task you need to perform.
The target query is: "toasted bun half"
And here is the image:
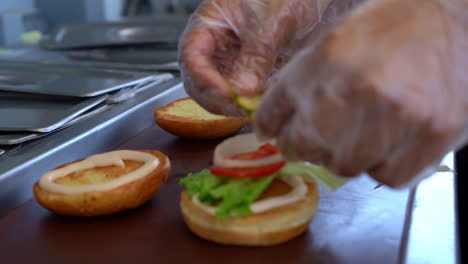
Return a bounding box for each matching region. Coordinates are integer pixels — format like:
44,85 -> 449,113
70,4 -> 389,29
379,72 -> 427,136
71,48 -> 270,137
154,97 -> 247,139
33,150 -> 170,217
180,180 -> 319,246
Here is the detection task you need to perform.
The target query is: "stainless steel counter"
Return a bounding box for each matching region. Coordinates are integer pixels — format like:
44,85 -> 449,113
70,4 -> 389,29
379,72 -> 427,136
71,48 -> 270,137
404,153 -> 457,264
0,78 -> 187,216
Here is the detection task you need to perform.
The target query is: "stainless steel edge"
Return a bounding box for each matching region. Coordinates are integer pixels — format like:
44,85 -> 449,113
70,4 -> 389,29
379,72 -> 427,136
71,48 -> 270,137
0,78 -> 187,216
0,58 -> 180,72
78,75 -> 160,97
403,153 -> 457,264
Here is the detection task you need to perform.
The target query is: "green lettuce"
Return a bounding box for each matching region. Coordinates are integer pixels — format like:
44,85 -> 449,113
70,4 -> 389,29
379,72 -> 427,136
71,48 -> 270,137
179,163 -> 348,219
279,162 -> 348,191
179,169 -> 275,219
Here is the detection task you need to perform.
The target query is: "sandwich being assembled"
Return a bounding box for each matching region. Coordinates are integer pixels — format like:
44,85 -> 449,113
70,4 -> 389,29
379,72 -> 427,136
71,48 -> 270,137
179,133 -> 346,246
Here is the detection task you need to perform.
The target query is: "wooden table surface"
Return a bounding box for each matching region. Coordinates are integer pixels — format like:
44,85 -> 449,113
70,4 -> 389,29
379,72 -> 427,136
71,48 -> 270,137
0,125 -> 412,264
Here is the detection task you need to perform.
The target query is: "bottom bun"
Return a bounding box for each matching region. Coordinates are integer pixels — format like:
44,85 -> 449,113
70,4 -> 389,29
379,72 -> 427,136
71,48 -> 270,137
33,150 -> 170,217
180,180 -> 319,246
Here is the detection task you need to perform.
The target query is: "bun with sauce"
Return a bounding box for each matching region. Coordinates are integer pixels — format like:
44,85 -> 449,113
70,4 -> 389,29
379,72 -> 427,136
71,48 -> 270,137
154,97 -> 247,139
179,133 -> 347,246
33,150 -> 170,217
180,177 -> 319,246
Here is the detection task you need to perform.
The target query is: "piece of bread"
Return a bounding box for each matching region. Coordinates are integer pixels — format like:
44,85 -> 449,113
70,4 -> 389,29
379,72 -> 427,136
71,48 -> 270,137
180,179 -> 320,246
33,150 -> 170,217
154,97 -> 247,139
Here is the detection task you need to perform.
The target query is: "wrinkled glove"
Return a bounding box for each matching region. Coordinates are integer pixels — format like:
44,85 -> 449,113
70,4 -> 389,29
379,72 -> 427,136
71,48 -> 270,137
255,0 -> 468,187
178,0 -> 364,116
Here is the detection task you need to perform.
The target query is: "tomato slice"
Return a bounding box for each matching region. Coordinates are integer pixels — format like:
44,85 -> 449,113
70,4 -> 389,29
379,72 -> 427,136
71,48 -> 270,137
210,161 -> 286,178
230,143 -> 278,160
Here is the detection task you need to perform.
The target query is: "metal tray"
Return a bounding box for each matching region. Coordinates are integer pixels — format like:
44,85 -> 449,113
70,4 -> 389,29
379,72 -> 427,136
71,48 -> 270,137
64,46 -> 178,65
0,47 -> 180,72
40,15 -> 188,50
0,63 -> 157,97
0,92 -> 108,132
0,104 -> 111,145
0,144 -> 21,158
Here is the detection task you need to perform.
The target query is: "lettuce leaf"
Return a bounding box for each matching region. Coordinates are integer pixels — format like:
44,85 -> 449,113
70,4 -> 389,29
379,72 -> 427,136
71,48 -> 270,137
179,169 -> 275,219
179,162 -> 348,219
279,162 -> 348,191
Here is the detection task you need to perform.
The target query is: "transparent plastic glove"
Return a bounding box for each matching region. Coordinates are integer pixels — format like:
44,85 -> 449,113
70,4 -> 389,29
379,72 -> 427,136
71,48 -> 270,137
255,0 -> 468,188
178,0 -> 364,116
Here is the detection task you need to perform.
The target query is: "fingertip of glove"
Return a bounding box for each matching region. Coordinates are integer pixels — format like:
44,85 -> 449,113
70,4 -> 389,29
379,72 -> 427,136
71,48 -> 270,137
252,108 -> 273,138
229,72 -> 264,97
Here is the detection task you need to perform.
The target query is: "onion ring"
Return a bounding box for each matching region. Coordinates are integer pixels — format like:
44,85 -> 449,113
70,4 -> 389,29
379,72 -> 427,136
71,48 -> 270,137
213,133 -> 284,168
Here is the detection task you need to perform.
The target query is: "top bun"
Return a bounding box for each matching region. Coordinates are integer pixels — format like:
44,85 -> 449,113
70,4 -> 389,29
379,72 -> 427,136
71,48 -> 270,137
154,98 -> 247,139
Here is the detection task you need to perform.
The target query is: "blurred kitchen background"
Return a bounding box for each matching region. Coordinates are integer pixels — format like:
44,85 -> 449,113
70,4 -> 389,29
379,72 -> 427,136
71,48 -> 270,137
1,0 -> 201,46
0,0 -> 204,69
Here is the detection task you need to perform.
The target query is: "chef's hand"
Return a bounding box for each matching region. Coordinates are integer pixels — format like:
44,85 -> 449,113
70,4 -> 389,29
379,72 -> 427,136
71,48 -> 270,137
255,0 -> 468,187
178,0 -> 363,116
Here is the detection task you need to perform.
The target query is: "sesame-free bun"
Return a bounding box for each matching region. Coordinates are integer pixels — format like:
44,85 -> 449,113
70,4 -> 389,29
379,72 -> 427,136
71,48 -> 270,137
33,150 -> 170,217
154,98 -> 247,139
180,179 -> 319,246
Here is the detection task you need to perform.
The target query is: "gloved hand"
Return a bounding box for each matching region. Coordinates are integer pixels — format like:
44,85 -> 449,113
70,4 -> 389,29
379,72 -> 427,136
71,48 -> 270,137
178,0 -> 363,116
255,0 -> 468,187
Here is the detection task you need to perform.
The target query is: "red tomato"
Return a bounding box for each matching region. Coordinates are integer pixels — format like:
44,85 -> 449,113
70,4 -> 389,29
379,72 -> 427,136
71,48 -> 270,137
210,161 -> 286,178
230,143 -> 278,160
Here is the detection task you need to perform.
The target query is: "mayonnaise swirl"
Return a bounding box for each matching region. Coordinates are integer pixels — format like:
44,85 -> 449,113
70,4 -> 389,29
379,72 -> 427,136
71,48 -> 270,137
39,150 -> 159,194
192,175 -> 308,215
